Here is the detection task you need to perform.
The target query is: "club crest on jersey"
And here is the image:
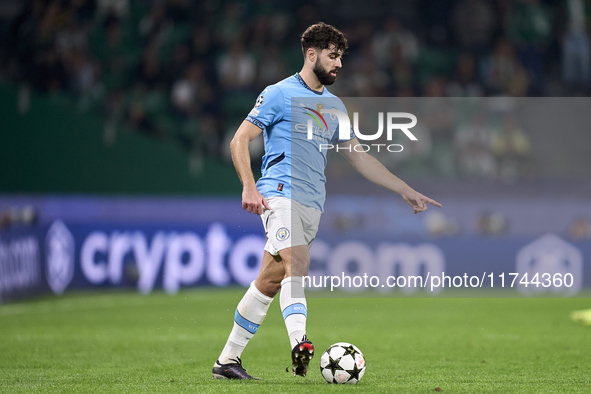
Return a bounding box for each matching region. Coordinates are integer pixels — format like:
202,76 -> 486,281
276,227 -> 290,241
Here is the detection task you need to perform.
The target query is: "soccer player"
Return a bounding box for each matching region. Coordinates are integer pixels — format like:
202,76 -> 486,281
212,22 -> 442,380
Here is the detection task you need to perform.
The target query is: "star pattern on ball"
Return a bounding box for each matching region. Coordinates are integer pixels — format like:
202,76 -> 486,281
347,362 -> 361,381
343,345 -> 356,356
320,343 -> 365,384
326,356 -> 341,375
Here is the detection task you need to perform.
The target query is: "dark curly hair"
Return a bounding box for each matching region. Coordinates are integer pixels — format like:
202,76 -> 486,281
301,22 -> 348,56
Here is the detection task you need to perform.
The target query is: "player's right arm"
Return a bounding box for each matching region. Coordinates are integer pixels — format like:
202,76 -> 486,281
230,120 -> 271,215
338,137 -> 442,214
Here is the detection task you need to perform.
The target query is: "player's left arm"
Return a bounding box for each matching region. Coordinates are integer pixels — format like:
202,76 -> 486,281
338,137 -> 442,214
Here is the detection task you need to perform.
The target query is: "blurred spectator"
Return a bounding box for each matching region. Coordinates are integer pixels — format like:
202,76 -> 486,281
0,206 -> 39,229
455,111 -> 491,154
200,115 -> 222,157
477,211 -> 508,236
504,0 -> 552,94
424,76 -> 447,97
35,47 -> 68,93
505,0 -> 551,47
218,42 -> 256,90
104,88 -> 125,123
137,47 -> 164,90
171,62 -> 204,117
139,2 -> 170,41
65,49 -> 101,95
397,122 -> 433,177
372,17 -> 419,69
190,25 -> 215,61
568,216 -> 591,240
420,78 -> 457,176
560,0 -> 591,93
216,2 -> 246,46
69,0 -> 96,24
166,44 -> 191,85
351,55 -> 391,96
126,82 -> 161,138
391,61 -> 415,94
490,114 -> 532,181
481,38 -> 529,96
248,15 -> 271,51
344,20 -> 374,58
94,19 -> 132,91
459,143 -> 497,179
446,52 -> 483,97
97,0 -> 128,19
257,45 -> 288,87
452,0 -> 497,56
454,112 -> 497,179
490,115 -> 531,156
166,0 -> 193,24
425,211 -> 459,237
422,77 -> 456,142
56,20 -> 87,55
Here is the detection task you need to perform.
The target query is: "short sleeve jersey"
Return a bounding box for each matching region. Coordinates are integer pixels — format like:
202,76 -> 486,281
245,73 -> 353,212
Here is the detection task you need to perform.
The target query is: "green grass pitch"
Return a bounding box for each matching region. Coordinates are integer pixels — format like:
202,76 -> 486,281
1,289 -> 590,393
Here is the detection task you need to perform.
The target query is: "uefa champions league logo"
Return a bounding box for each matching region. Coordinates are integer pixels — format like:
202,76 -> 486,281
516,234 -> 582,296
46,220 -> 75,295
255,94 -> 264,108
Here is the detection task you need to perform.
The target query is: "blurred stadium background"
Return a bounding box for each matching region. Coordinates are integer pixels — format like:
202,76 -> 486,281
0,0 -> 590,299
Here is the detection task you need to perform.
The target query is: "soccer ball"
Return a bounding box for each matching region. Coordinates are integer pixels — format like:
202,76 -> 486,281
320,342 -> 365,384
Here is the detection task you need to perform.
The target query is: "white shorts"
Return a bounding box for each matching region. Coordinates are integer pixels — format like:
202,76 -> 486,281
260,196 -> 322,256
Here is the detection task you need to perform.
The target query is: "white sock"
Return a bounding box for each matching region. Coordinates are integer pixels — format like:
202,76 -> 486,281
218,281 -> 273,365
280,276 -> 307,349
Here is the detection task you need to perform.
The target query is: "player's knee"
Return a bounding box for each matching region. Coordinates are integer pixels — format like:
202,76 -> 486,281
256,278 -> 281,298
268,281 -> 281,296
263,282 -> 281,297
288,256 -> 309,276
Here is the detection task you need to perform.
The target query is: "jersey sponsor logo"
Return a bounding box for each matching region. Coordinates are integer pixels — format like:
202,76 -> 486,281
301,105 -> 334,141
304,107 -> 328,131
249,108 -> 259,117
276,227 -> 290,241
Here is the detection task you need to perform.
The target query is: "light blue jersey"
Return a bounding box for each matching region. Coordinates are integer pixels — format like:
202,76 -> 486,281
245,73 -> 353,212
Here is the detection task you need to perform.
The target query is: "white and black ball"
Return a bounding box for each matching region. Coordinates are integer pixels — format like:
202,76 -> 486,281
320,342 -> 365,384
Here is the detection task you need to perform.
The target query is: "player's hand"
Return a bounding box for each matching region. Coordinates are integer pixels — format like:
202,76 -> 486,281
242,186 -> 271,215
401,190 -> 442,214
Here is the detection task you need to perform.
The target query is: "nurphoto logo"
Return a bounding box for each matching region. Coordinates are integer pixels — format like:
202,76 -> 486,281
306,108 -> 418,152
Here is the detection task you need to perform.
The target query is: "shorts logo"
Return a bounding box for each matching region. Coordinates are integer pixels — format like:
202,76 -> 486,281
276,227 -> 290,241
